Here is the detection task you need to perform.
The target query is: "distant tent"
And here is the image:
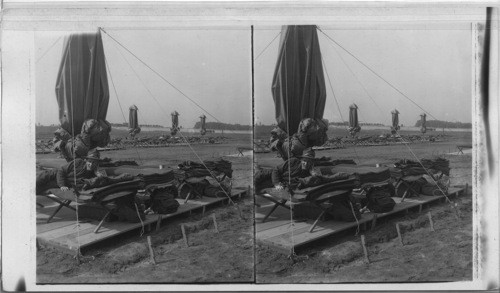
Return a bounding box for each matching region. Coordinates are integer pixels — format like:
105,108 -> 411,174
55,30 -> 109,135
200,114 -> 207,135
128,105 -> 141,137
271,25 -> 327,135
420,113 -> 427,134
171,111 -> 180,136
348,104 -> 361,136
391,109 -> 400,134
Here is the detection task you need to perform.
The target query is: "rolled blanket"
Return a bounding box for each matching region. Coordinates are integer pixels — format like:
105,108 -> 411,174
293,177 -> 358,201
80,179 -> 143,202
315,164 -> 391,185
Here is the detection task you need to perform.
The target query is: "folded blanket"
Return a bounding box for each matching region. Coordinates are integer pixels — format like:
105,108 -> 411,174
293,178 -> 358,201
178,159 -> 232,178
105,167 -> 172,176
394,158 -> 450,176
296,172 -> 352,189
312,157 -> 356,167
100,159 -> 139,167
80,179 -> 143,202
315,164 -> 391,185
82,173 -> 135,190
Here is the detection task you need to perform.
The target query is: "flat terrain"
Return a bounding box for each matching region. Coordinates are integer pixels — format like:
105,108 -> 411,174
36,127 -> 473,284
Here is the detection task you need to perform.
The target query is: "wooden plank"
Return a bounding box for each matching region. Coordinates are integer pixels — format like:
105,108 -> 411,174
256,219 -> 291,233
261,220 -> 360,250
256,189 -> 464,252
257,221 -> 312,240
37,220 -> 77,234
37,189 -> 245,252
49,221 -> 141,251
38,221 -> 99,241
263,214 -> 374,247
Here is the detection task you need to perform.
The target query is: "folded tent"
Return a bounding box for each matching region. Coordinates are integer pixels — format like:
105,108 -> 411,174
55,30 -> 110,136
271,25 -> 327,136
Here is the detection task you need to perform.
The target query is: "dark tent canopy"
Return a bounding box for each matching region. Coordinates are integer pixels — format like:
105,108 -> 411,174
271,25 -> 327,135
391,109 -> 400,133
171,111 -> 180,135
420,113 -> 427,134
128,105 -> 140,136
55,31 -> 110,135
348,103 -> 361,136
200,114 -> 207,135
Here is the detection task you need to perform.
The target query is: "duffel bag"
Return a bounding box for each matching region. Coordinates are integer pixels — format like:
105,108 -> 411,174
366,186 -> 396,213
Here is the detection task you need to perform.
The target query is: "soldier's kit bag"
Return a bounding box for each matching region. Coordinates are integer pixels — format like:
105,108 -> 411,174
366,185 -> 396,213
149,185 -> 180,214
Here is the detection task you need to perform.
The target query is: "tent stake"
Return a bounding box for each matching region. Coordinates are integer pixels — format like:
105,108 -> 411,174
427,211 -> 435,232
156,214 -> 162,232
147,236 -> 156,265
212,214 -> 219,233
396,223 -> 404,246
371,214 -> 378,230
361,235 -> 370,264
181,224 -> 189,247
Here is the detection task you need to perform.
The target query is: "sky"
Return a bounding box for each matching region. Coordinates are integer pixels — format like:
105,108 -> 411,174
254,25 -> 474,127
36,23 -> 475,128
35,28 -> 252,128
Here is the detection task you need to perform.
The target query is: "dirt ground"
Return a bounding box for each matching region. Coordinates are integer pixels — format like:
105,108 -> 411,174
36,128 -> 474,284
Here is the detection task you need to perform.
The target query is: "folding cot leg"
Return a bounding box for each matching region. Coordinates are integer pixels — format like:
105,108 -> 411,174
262,199 -> 287,223
46,200 -> 75,223
309,210 -> 326,233
94,210 -> 112,234
184,192 -> 192,204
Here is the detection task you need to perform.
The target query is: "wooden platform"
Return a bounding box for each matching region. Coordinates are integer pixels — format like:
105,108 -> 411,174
37,187 -> 248,253
256,187 -> 465,254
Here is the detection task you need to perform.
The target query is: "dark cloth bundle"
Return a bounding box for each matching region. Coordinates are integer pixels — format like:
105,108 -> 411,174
421,182 -> 447,196
110,190 -> 146,223
174,168 -> 213,179
99,158 -> 139,167
389,167 -> 404,180
293,178 -> 358,201
104,167 -> 175,188
82,173 -> 135,190
327,200 -> 361,222
312,157 -> 356,167
105,167 -> 168,176
394,158 -> 450,176
81,179 -> 143,202
296,172 -> 352,189
315,165 -> 391,186
178,159 -> 232,178
147,184 -> 179,214
141,171 -> 175,188
421,158 -> 450,176
365,185 -> 396,213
